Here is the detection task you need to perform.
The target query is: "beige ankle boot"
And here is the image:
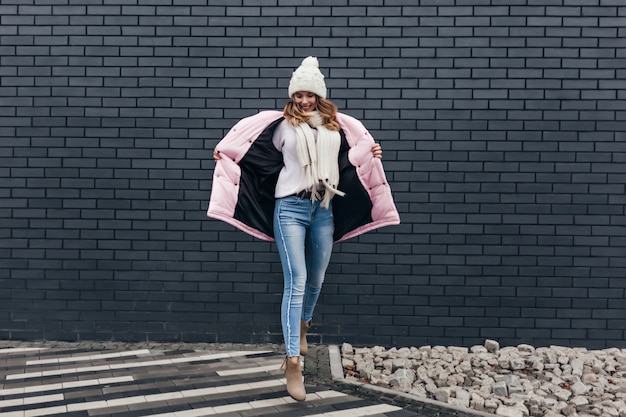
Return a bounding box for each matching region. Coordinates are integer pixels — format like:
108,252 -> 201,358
282,356 -> 306,401
300,320 -> 312,356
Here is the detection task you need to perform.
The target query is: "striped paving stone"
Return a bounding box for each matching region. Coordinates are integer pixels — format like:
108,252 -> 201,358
0,347 -> 420,417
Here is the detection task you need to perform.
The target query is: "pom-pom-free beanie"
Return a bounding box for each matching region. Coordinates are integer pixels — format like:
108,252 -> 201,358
288,56 -> 327,99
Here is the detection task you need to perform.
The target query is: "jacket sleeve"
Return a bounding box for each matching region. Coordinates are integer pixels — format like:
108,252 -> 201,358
207,111 -> 283,241
334,113 -> 401,242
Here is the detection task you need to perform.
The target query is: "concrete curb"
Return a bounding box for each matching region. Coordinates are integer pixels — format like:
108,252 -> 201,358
327,344 -> 496,417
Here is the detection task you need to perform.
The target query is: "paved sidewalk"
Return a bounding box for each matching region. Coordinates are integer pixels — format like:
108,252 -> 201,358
0,341 -> 479,417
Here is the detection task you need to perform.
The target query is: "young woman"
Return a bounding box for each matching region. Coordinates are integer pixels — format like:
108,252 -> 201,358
208,57 -> 400,401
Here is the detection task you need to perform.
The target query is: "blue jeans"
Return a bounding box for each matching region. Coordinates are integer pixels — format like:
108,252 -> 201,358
274,195 -> 334,357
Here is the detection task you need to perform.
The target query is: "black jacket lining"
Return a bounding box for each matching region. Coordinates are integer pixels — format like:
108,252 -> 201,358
234,119 -> 373,241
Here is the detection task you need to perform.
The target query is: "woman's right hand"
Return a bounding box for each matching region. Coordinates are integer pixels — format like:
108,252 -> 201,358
213,149 -> 221,161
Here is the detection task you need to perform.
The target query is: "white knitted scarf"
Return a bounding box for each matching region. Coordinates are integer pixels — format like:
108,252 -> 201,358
294,111 -> 345,208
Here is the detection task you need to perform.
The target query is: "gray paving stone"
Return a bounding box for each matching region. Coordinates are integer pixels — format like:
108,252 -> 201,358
0,341 -> 473,416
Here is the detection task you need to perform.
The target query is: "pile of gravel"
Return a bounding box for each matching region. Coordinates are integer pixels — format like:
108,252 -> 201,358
341,340 -> 626,417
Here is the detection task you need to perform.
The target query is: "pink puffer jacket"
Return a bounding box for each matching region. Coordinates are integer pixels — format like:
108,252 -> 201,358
207,110 -> 400,242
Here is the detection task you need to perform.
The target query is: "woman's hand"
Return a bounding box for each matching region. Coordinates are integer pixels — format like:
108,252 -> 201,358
213,149 -> 221,161
371,143 -> 382,159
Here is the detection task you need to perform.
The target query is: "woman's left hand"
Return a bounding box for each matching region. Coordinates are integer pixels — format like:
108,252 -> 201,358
371,143 -> 382,159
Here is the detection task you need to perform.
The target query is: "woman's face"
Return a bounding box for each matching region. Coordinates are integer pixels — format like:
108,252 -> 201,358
293,91 -> 317,112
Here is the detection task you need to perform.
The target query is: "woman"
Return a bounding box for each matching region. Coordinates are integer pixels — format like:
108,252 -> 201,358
208,57 -> 399,401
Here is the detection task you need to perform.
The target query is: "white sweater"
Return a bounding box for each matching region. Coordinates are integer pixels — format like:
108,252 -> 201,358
272,119 -> 319,198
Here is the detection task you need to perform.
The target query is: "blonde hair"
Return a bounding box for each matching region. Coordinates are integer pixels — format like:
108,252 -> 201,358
283,96 -> 340,131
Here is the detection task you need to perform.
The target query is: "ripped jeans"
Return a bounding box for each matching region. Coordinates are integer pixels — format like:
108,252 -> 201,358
274,195 -> 334,357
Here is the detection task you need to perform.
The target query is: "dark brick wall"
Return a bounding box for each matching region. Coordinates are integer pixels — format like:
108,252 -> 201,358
1,0 -> 625,349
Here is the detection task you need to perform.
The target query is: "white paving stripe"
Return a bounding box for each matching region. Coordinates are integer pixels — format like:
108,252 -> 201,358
216,361 -> 283,376
306,404 -> 403,416
25,349 -> 151,365
5,350 -> 272,380
0,348 -> 47,355
28,405 -> 69,417
0,376 -> 134,396
143,390 -> 348,417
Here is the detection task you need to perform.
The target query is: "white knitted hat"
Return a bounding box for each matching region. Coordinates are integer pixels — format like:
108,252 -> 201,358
288,56 -> 327,99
